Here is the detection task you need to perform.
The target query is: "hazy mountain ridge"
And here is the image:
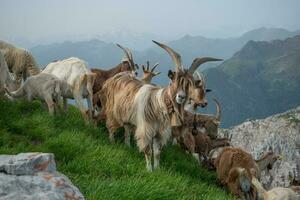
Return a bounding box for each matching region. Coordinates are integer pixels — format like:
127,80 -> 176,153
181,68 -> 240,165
204,35 -> 300,127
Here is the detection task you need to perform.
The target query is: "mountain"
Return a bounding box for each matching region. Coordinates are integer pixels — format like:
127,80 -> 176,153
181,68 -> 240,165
203,35 -> 300,127
30,27 -> 300,71
143,27 -> 300,70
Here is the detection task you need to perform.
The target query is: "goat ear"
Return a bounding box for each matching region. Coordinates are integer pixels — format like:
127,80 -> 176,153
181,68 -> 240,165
168,70 -> 175,80
206,89 -> 212,93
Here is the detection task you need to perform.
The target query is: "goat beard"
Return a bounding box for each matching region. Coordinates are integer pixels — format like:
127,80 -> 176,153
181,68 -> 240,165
170,112 -> 182,127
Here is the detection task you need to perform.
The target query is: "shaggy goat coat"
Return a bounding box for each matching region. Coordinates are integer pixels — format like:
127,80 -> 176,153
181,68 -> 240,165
102,72 -> 173,152
0,40 -> 40,83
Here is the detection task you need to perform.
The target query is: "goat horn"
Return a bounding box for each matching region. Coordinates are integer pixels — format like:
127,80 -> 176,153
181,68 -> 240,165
152,40 -> 182,72
146,61 -> 150,71
117,44 -> 136,70
213,98 -> 221,121
188,57 -> 223,74
151,62 -> 159,72
117,44 -> 131,61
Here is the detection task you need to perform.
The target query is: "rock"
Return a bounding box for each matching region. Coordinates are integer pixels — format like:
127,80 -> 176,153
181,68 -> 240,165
0,152 -> 56,175
0,152 -> 84,200
219,106 -> 300,189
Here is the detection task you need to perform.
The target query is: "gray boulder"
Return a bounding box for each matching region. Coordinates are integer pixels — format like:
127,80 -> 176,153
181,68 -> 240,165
219,106 -> 300,189
0,152 -> 84,200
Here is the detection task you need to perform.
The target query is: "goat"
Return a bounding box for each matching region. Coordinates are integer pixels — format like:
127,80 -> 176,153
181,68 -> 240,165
174,99 -> 230,166
42,57 -> 96,122
214,147 -> 281,200
140,61 -> 160,84
92,60 -> 160,125
100,40 -> 222,171
4,73 -> 61,115
0,40 -> 40,85
91,44 -> 138,109
0,51 -> 18,93
252,177 -> 300,200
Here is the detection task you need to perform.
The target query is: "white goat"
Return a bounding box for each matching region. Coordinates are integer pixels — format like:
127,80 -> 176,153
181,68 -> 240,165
42,57 -> 96,122
5,73 -> 61,115
252,177 -> 300,200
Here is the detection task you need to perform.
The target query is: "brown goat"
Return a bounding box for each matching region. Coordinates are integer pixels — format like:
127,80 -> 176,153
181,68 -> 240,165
214,147 -> 280,200
174,99 -> 230,165
91,44 -> 138,109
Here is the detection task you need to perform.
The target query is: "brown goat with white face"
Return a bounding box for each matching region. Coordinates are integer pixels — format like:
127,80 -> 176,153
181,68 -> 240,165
91,44 -> 138,109
100,40 -> 221,171
214,147 -> 281,200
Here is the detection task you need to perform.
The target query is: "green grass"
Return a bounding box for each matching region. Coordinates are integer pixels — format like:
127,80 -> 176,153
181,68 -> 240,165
0,99 -> 234,200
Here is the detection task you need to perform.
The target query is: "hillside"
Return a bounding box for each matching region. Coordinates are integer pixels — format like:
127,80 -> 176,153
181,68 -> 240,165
204,35 -> 300,127
0,99 -> 233,200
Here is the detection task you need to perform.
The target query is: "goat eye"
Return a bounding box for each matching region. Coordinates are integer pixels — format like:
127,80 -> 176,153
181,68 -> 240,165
195,80 -> 201,85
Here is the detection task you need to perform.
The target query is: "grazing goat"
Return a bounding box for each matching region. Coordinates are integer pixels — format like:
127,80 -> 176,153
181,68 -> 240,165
252,177 -> 300,200
0,51 -> 18,93
91,44 -> 138,109
42,57 -> 96,122
5,73 -> 61,115
214,147 -> 281,200
174,99 -> 230,166
0,40 -> 40,85
100,40 -> 221,171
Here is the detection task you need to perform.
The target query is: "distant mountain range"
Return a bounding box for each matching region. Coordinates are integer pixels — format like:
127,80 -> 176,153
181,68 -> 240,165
28,27 -> 300,127
204,35 -> 300,127
31,27 -> 300,70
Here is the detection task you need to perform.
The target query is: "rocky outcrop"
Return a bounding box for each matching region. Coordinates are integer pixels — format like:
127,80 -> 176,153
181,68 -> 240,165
219,106 -> 300,189
0,152 -> 84,200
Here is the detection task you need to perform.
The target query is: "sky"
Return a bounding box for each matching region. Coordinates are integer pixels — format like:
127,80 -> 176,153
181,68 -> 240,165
1,0 -> 300,46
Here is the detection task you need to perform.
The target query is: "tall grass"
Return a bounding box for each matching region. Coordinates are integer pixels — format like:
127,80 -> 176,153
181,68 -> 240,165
0,99 -> 234,200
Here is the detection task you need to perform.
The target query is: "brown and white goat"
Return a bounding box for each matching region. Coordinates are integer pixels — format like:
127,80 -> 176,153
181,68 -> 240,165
214,147 -> 281,200
100,40 -> 222,171
91,44 -> 138,109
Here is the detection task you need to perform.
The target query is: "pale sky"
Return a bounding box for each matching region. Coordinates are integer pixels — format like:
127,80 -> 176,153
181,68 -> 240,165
1,0 -> 300,43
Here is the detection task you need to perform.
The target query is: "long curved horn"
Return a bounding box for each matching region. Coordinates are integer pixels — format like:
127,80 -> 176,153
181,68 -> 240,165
152,40 -> 182,71
117,44 -> 135,70
117,44 -> 131,61
213,98 -> 221,121
188,57 -> 223,74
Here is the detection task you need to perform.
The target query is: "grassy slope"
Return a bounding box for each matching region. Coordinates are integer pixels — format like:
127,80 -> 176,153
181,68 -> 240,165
0,99 -> 234,200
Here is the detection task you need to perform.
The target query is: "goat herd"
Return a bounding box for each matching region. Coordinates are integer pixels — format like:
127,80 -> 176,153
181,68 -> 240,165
0,40 -> 299,200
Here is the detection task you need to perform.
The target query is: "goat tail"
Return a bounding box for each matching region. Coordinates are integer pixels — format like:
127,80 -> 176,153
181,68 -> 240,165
5,85 -> 25,98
